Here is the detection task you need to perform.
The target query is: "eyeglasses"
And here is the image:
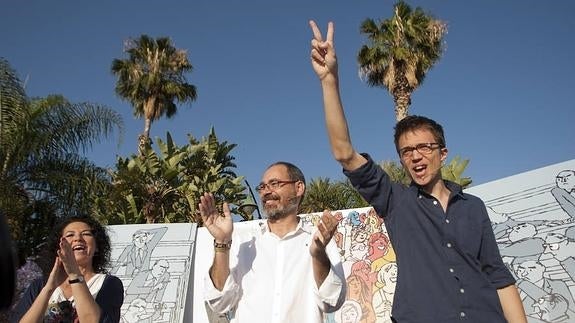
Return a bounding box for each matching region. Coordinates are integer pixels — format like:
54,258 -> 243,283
398,142 -> 442,159
255,180 -> 297,192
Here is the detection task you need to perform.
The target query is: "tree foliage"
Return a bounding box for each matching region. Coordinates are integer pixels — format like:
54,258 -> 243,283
0,58 -> 123,259
441,155 -> 472,188
100,128 -> 247,225
358,1 -> 447,121
111,35 -> 197,154
300,177 -> 368,213
380,158 -> 472,188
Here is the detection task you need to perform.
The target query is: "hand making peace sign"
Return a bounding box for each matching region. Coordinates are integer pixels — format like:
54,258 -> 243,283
309,20 -> 338,81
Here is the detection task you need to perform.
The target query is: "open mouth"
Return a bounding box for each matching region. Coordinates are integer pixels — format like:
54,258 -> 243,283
413,165 -> 427,177
72,245 -> 86,252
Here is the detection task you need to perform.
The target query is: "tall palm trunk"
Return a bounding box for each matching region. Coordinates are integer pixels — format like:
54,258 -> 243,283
392,72 -> 412,122
138,97 -> 156,157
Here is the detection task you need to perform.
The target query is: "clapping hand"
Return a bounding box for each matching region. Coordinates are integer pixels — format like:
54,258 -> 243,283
46,238 -> 82,290
199,192 -> 233,243
310,210 -> 339,257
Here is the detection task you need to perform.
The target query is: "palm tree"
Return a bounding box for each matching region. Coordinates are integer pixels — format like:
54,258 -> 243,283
111,35 -> 197,155
0,58 -> 123,259
441,156 -> 472,188
380,160 -> 411,186
358,1 -> 447,121
300,178 -> 368,213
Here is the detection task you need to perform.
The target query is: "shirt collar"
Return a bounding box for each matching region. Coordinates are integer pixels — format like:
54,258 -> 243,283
258,217 -> 311,238
411,180 -> 467,200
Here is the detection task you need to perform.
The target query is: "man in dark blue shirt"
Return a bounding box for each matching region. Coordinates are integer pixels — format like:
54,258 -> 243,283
308,20 -> 527,323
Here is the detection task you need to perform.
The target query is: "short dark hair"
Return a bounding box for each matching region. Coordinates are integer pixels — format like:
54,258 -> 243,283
268,161 -> 306,204
393,115 -> 446,153
48,216 -> 112,273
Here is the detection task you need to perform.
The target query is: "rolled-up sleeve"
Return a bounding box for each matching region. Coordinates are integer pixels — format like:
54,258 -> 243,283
478,204 -> 516,289
204,270 -> 241,314
314,241 -> 346,313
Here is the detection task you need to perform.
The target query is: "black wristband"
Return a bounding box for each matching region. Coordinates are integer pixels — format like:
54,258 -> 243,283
68,276 -> 85,284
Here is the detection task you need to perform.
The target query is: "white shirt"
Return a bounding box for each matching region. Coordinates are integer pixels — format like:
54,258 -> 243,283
49,273 -> 106,304
204,219 -> 346,323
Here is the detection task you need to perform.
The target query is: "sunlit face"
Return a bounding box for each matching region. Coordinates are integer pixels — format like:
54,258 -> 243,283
398,129 -> 446,189
61,221 -> 96,268
259,165 -> 301,220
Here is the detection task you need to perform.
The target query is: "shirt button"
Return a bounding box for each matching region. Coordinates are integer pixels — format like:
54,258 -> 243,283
445,219 -> 450,224
460,312 -> 466,318
433,200 -> 438,205
446,242 -> 452,248
460,288 -> 465,293
449,268 -> 454,273
418,195 -> 422,199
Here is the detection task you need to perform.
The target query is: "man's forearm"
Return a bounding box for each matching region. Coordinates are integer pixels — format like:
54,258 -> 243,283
209,250 -> 231,291
312,248 -> 331,289
497,284 -> 527,323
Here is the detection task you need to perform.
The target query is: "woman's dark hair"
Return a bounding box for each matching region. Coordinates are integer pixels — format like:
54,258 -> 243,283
47,216 -> 111,273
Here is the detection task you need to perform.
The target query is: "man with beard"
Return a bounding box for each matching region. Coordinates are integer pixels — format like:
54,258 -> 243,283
199,161 -> 346,323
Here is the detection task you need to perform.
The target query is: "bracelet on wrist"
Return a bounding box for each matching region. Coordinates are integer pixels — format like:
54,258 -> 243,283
213,239 -> 232,251
68,275 -> 85,284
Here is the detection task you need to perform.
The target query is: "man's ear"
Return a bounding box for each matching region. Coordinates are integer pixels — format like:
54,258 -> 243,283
296,181 -> 306,198
440,147 -> 448,164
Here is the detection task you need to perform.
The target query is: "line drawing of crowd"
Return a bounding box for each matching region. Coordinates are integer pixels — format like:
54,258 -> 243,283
296,167 -> 575,323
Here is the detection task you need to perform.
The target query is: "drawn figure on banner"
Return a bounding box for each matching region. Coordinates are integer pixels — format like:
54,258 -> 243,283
541,233 -> 575,282
531,293 -> 570,323
120,298 -> 161,323
125,259 -> 171,304
365,208 -> 383,235
366,232 -> 395,277
112,227 -> 168,276
513,259 -> 575,320
372,262 -> 398,323
551,170 -> 575,220
346,210 -> 363,227
500,222 -> 546,269
350,232 -> 396,294
334,300 -> 363,323
342,223 -> 370,274
346,274 -> 375,323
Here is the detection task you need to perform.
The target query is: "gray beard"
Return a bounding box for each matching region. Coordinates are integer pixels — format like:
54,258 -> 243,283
263,197 -> 299,220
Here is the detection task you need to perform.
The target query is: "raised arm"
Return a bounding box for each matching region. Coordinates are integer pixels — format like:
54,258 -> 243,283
309,20 -> 366,171
199,192 -> 233,291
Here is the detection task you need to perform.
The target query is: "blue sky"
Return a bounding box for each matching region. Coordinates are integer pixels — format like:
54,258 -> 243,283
1,0 -> 574,195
